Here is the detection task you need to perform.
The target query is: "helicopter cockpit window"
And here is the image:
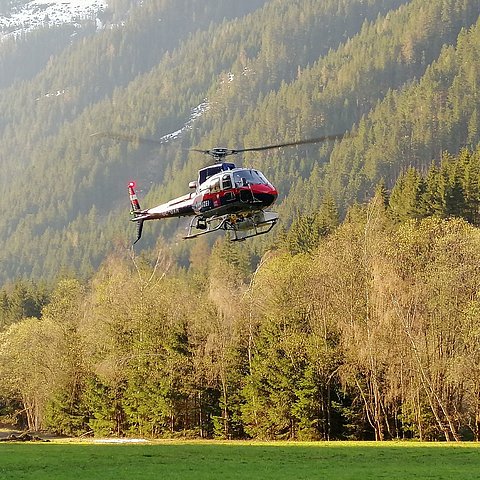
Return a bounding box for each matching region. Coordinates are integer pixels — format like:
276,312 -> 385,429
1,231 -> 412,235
222,174 -> 232,190
233,169 -> 268,187
255,171 -> 271,185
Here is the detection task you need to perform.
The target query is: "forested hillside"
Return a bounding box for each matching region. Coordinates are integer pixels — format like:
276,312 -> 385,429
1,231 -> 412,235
1,0 -> 468,283
2,146 -> 480,441
2,0 -> 480,441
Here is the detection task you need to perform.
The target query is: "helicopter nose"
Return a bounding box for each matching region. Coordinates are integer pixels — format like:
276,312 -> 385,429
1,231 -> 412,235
251,184 -> 278,207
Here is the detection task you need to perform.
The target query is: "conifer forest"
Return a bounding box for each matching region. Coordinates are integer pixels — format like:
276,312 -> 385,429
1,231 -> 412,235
2,0 -> 480,441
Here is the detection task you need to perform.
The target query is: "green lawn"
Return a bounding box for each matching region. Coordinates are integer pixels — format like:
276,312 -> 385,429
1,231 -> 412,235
1,441 -> 480,480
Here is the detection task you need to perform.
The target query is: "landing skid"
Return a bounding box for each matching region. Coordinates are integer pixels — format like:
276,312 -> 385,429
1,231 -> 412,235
184,216 -> 228,239
185,211 -> 279,241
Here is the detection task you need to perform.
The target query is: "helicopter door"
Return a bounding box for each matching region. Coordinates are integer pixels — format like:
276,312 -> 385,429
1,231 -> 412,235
222,174 -> 235,202
221,173 -> 232,190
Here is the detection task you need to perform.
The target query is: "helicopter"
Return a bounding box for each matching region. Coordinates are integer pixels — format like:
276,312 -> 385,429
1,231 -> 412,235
93,132 -> 343,244
124,134 -> 345,244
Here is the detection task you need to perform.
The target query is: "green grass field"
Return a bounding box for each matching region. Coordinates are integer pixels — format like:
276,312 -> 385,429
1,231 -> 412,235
1,440 -> 480,480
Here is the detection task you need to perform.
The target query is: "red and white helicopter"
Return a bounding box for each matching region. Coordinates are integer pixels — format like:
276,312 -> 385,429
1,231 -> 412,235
95,133 -> 343,244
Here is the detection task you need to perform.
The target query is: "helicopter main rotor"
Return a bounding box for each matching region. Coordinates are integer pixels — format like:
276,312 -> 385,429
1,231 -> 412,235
91,131 -> 345,163
191,133 -> 345,158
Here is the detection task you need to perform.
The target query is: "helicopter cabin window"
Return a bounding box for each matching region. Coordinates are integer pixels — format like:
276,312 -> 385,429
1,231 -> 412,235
198,163 -> 236,185
210,177 -> 221,193
199,176 -> 219,194
222,174 -> 232,190
199,166 -> 221,185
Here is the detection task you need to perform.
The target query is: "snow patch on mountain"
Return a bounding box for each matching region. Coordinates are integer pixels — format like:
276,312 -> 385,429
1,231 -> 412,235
159,100 -> 210,142
0,0 -> 107,40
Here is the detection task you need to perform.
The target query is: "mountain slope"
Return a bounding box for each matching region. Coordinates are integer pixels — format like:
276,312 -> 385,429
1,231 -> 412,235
2,0 -> 480,284
322,15 -> 480,209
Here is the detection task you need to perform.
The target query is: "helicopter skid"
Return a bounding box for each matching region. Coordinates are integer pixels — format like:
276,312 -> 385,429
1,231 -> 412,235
184,215 -> 228,240
184,211 -> 279,241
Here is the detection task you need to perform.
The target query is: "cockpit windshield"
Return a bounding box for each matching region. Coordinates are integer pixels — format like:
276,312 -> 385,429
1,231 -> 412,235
233,169 -> 270,187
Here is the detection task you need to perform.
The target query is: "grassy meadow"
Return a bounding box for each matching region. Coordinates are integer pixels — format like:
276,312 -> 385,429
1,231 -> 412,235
1,441 -> 480,480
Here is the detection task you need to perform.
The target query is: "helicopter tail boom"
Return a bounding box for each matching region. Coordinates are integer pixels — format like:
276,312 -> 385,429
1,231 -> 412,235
128,181 -> 196,245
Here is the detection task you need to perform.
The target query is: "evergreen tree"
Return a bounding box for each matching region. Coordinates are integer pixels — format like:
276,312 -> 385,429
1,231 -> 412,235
389,167 -> 425,221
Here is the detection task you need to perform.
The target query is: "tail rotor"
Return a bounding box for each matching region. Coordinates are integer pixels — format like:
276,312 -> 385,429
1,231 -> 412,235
128,181 -> 144,245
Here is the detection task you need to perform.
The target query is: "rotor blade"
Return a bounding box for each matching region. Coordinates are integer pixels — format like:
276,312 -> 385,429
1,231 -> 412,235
190,148 -> 212,154
92,131 -> 346,156
90,132 -> 163,146
231,133 -> 345,154
190,148 -> 236,156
